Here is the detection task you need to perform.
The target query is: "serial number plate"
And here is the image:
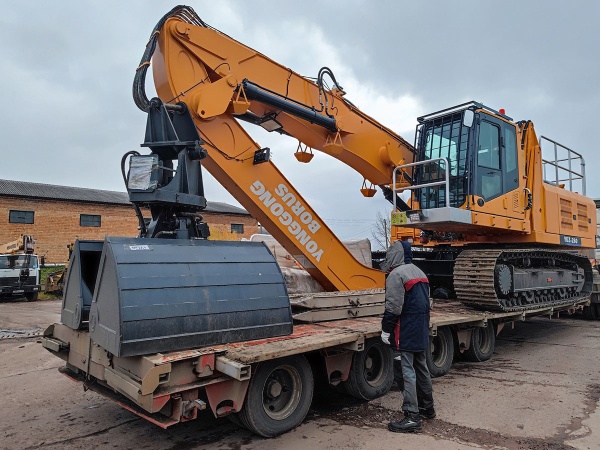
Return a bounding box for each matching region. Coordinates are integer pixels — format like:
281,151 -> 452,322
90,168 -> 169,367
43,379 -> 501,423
127,245 -> 152,251
560,235 -> 581,246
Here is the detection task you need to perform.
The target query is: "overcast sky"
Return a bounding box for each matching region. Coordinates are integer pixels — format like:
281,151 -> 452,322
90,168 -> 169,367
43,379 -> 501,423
1,1 -> 599,247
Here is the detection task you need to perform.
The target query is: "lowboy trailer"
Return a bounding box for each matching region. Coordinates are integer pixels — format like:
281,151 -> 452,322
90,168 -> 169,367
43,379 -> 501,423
42,295 -> 592,437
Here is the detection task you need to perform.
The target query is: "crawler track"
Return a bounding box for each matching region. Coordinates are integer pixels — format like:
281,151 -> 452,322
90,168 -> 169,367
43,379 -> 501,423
454,249 -> 593,312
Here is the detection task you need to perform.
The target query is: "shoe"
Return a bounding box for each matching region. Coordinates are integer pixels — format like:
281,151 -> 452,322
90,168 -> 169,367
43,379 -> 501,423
419,406 -> 436,419
388,412 -> 422,433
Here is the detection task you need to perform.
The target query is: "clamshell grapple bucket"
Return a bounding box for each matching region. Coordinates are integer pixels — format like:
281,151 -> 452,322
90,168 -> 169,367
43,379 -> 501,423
61,237 -> 292,357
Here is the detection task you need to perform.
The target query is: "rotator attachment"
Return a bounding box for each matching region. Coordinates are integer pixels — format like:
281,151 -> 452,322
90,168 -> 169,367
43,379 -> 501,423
125,97 -> 210,239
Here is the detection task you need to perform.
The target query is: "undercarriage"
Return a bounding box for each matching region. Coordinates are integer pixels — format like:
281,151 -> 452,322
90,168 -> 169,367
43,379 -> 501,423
414,247 -> 593,312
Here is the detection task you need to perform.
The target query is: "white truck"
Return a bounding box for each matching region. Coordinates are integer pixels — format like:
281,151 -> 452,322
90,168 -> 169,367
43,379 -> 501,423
0,235 -> 40,302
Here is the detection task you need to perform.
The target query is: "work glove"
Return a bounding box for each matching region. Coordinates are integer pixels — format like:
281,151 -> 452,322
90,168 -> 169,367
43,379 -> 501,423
381,331 -> 390,345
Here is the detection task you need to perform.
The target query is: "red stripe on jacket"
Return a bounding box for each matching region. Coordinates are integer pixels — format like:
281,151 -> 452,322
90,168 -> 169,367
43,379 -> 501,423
395,319 -> 400,349
404,278 -> 429,292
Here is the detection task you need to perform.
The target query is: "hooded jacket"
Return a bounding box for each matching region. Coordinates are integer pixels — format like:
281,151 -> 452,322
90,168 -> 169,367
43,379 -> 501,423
381,241 -> 430,352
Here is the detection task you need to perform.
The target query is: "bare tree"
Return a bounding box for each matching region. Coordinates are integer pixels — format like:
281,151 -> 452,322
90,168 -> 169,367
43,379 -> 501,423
371,210 -> 390,251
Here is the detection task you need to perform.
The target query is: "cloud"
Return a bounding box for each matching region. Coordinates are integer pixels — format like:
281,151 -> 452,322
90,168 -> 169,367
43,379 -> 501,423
1,0 -> 599,244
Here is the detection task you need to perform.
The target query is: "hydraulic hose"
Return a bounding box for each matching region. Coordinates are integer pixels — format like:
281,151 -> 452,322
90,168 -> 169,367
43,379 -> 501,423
133,5 -> 206,112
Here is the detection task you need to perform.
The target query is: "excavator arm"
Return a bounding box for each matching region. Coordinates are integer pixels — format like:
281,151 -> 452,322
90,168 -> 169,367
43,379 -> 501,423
140,7 -> 416,290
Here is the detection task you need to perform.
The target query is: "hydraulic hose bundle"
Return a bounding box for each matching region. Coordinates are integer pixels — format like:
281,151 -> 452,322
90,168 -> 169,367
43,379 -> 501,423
133,5 -> 206,112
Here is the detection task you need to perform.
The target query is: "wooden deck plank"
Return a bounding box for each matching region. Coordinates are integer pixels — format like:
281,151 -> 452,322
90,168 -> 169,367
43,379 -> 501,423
293,304 -> 384,322
154,299 -> 590,367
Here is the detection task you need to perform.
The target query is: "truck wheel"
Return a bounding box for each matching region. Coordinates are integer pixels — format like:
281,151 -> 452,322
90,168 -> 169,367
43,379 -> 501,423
226,412 -> 244,428
25,292 -> 38,302
583,305 -> 596,320
426,326 -> 454,377
342,338 -> 394,400
594,304 -> 600,320
237,355 -> 313,437
582,306 -> 591,319
584,305 -> 598,320
463,324 -> 495,362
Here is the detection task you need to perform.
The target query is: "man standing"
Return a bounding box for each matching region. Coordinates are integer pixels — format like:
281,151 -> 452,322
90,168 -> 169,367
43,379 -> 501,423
380,241 -> 435,433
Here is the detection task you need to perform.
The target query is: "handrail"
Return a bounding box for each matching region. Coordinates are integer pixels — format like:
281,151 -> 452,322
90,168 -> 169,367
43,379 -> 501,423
540,135 -> 586,195
392,157 -> 450,211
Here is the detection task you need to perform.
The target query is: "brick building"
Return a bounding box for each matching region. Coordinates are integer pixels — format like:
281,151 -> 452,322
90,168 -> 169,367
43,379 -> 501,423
0,179 -> 258,263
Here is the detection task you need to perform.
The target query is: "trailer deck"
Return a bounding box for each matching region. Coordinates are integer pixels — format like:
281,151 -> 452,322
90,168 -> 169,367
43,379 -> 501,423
42,296 -> 592,434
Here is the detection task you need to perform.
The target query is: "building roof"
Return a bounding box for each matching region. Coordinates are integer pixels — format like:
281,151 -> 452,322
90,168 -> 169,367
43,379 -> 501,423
0,179 -> 249,216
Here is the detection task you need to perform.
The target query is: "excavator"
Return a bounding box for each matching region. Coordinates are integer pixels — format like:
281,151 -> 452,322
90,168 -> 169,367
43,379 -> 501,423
50,5 -> 595,357
135,6 -> 594,309
0,234 -> 40,301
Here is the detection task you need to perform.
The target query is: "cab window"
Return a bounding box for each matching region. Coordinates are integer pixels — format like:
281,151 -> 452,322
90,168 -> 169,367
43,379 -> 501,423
504,125 -> 518,191
478,121 -> 500,169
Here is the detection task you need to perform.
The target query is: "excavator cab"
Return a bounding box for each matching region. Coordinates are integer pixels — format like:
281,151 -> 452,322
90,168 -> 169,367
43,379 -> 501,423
414,102 -> 519,209
391,102 -> 524,238
415,102 -> 519,209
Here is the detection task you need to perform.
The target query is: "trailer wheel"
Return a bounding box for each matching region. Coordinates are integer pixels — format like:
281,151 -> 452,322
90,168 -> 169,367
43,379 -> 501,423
582,306 -> 591,319
237,355 -> 313,437
594,304 -> 600,320
586,305 -> 594,320
583,305 -> 599,320
463,324 -> 495,362
426,326 -> 454,377
226,412 -> 244,428
341,338 -> 394,400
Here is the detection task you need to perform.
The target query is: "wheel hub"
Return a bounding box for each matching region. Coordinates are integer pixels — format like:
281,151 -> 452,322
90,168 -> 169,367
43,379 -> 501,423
262,365 -> 302,421
266,379 -> 283,398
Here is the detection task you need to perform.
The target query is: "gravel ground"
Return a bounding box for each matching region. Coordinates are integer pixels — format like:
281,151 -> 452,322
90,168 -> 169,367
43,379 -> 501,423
1,298 -> 599,449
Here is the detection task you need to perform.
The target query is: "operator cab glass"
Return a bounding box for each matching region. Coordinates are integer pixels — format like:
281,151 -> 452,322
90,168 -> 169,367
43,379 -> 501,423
416,109 -> 470,208
474,114 -> 518,201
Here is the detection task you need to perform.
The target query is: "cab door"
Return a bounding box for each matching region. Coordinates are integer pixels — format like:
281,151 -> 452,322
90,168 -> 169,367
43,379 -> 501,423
474,114 -> 518,201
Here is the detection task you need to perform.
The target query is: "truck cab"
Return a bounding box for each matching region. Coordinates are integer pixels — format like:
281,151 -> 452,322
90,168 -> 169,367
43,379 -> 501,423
0,253 -> 41,301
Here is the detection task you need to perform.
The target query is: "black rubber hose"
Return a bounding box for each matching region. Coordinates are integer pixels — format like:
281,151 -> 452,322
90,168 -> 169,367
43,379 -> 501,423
133,5 -> 206,112
120,151 -> 148,236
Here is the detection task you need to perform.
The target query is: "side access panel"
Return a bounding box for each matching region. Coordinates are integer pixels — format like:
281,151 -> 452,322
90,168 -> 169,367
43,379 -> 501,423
89,237 -> 292,357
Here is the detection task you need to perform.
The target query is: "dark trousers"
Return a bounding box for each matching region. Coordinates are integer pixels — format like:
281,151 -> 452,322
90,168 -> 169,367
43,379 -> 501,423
394,351 -> 434,414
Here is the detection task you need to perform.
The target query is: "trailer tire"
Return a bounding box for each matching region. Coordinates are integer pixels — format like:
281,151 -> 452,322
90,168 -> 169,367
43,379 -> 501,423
582,306 -> 590,319
584,305 -> 598,320
227,412 -> 244,428
341,338 -> 394,400
593,304 -> 600,320
463,324 -> 495,362
237,355 -> 313,437
426,326 -> 454,377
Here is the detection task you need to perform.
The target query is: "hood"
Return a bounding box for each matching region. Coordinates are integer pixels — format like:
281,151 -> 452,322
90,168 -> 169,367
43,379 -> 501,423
401,241 -> 413,264
380,241 -> 405,273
